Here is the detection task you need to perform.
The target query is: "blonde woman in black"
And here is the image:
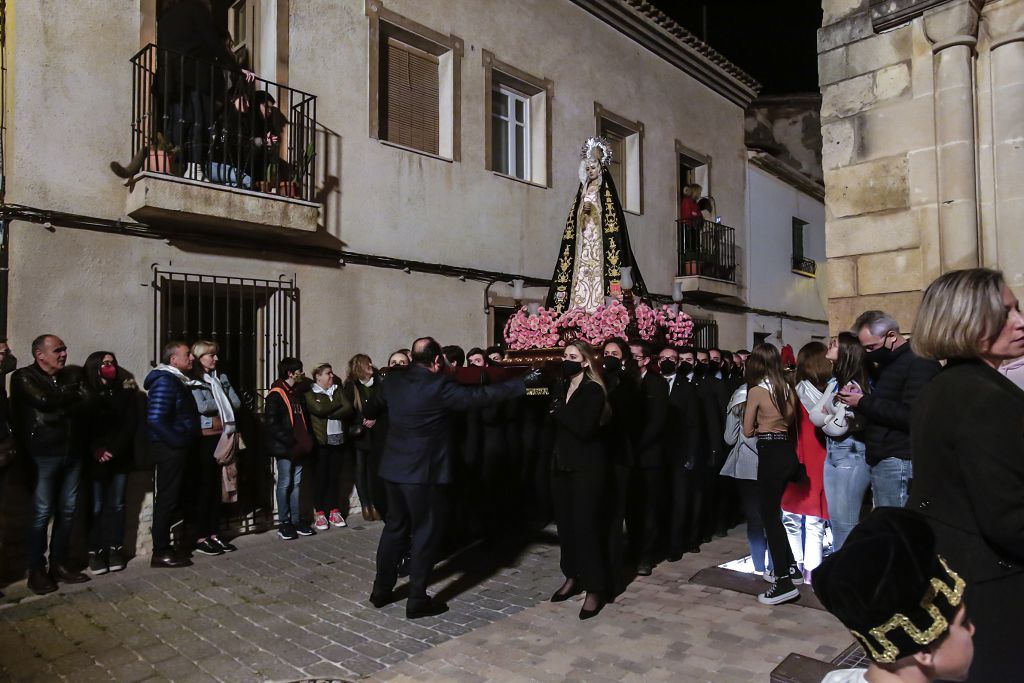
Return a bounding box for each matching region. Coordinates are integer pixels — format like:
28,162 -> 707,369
549,340 -> 613,619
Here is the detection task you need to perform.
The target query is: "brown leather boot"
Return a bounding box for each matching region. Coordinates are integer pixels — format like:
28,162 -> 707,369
371,507 -> 382,521
27,567 -> 58,595
362,506 -> 373,521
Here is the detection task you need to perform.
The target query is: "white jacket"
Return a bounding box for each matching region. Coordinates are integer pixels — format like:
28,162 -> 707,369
808,378 -> 861,439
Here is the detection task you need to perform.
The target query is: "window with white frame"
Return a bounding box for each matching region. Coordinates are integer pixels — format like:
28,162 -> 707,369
492,85 -> 531,180
483,51 -> 552,186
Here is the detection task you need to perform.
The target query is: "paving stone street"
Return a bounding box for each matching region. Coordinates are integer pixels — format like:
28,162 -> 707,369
0,518 -> 851,682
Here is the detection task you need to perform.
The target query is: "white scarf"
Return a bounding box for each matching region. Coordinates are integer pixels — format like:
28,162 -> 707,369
311,382 -> 343,436
156,363 -> 203,387
204,371 -> 237,435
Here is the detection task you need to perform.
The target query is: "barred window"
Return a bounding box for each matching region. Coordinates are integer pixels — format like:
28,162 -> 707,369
151,269 -> 299,411
691,317 -> 719,350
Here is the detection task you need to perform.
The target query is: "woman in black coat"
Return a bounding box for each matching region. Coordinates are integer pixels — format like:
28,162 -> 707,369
84,352 -> 138,575
549,340 -> 612,619
910,268 -> 1024,682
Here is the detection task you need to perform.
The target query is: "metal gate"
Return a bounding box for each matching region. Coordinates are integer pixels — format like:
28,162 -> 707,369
151,268 -> 299,410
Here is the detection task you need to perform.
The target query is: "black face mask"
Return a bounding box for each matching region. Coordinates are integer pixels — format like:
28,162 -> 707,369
677,361 -> 695,377
562,360 -> 583,378
602,356 -> 622,374
708,360 -> 721,373
866,335 -> 896,366
693,362 -> 707,376
659,359 -> 677,375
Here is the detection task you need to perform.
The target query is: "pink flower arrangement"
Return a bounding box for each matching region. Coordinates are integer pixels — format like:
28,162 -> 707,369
503,306 -> 561,350
558,302 -> 630,346
656,305 -> 695,346
633,303 -> 659,341
503,301 -> 695,350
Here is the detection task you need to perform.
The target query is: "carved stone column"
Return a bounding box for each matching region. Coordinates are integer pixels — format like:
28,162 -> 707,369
989,17 -> 1024,287
924,0 -> 982,271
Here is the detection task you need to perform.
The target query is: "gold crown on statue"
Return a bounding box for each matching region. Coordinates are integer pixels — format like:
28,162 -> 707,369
579,136 -> 613,167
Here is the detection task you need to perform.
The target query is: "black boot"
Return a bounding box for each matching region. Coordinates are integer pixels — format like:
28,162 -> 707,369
109,147 -> 147,179
27,567 -> 58,595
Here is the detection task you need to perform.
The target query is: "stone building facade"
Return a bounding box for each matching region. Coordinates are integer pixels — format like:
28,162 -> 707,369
820,0 -> 1024,332
0,0 -> 828,565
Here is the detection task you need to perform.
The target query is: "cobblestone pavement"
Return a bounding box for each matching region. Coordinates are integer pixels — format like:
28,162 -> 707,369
0,520 -> 851,682
373,533 -> 853,683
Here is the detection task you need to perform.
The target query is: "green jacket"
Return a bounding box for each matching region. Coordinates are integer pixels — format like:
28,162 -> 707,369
303,384 -> 354,445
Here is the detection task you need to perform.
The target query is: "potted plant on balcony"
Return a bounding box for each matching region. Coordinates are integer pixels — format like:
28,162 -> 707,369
147,132 -> 177,175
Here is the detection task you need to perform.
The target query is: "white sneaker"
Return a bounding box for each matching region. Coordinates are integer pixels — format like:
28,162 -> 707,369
329,510 -> 347,528
758,579 -> 800,605
762,570 -> 774,583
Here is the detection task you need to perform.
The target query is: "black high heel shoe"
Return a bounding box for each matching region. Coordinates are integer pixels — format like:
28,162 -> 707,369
550,580 -> 583,603
579,593 -> 606,620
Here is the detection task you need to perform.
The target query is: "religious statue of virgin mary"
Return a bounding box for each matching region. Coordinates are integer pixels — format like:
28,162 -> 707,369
544,137 -> 648,315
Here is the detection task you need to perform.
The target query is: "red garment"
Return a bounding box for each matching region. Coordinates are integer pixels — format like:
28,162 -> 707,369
781,403 -> 829,518
679,197 -> 700,222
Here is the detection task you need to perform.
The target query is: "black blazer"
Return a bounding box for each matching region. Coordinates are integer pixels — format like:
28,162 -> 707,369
909,359 -> 1024,585
634,371 -> 668,468
663,374 -> 702,469
604,372 -> 640,467
364,365 -> 524,485
551,378 -> 608,471
695,375 -> 729,467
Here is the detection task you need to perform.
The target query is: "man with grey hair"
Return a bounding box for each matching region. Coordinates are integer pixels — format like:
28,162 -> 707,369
839,310 -> 940,507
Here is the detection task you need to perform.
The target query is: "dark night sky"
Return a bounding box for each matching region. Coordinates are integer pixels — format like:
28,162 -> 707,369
650,0 -> 824,95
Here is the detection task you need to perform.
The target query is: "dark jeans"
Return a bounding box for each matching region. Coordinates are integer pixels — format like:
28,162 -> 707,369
187,434 -> 222,540
88,462 -> 128,552
314,443 -> 344,512
373,482 -> 447,600
756,437 -> 799,576
168,90 -> 213,166
151,442 -> 191,554
354,447 -> 375,510
552,466 -> 611,594
735,478 -> 769,573
275,457 -> 303,525
29,452 -> 83,569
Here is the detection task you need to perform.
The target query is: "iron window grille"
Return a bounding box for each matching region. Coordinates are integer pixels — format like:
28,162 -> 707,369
677,219 -> 737,283
792,255 -> 817,277
691,317 -> 719,350
151,268 -> 299,412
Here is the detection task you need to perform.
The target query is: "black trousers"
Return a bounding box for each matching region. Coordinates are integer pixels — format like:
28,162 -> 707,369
151,441 -> 191,554
626,465 -> 661,561
373,481 -> 447,601
552,466 -> 611,594
756,438 -> 798,575
313,443 -> 344,512
667,464 -> 702,556
186,434 -> 221,540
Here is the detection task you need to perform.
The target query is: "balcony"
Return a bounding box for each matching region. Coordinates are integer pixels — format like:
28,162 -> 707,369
124,44 -> 319,236
675,219 -> 743,301
792,255 -> 817,277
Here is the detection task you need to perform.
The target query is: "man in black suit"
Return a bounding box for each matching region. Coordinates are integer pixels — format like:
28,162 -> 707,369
627,342 -> 668,576
700,347 -> 735,539
365,337 -> 535,618
658,346 -> 703,560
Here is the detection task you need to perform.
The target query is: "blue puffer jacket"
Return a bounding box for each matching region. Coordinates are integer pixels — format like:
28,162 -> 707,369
144,368 -> 200,449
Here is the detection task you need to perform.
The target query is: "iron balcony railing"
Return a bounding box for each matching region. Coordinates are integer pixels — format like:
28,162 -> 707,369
676,219 -> 737,283
130,43 -> 317,202
792,255 -> 817,276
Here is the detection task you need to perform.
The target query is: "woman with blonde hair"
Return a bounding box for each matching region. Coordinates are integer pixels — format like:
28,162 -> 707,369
344,354 -> 382,521
188,340 -> 242,556
549,340 -> 613,619
909,267 -> 1024,682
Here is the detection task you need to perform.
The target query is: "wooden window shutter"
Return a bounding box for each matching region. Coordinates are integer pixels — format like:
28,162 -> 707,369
383,38 -> 440,155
